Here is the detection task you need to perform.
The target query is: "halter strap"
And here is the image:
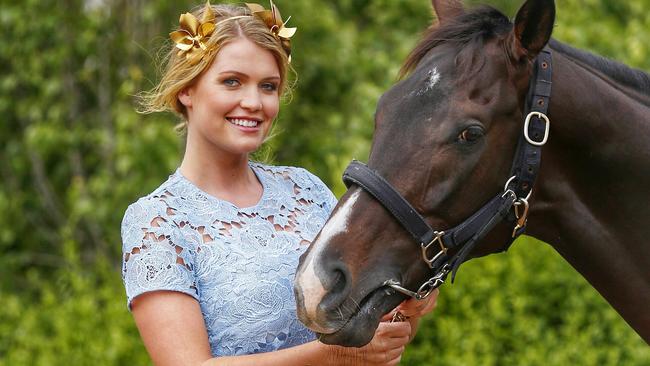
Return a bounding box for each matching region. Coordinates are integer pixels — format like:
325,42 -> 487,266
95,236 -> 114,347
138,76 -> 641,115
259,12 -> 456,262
342,161 -> 516,252
506,47 -> 553,238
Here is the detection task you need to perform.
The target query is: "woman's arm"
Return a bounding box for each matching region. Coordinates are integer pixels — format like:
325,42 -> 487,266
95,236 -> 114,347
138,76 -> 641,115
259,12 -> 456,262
205,325 -> 409,366
132,290 -> 412,366
131,291 -> 213,366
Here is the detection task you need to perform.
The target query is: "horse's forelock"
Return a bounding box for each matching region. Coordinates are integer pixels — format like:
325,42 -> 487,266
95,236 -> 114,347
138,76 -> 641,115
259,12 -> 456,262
399,5 -> 512,80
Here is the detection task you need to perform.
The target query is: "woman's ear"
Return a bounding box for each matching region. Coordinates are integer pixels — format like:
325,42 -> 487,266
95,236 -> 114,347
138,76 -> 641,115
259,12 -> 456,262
178,87 -> 193,108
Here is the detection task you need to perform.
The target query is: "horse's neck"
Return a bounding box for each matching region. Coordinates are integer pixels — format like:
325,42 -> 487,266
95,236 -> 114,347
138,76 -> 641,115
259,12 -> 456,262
527,47 -> 650,342
531,46 -> 650,249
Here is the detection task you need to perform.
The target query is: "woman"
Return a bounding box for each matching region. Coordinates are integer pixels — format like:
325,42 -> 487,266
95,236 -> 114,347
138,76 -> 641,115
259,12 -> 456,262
121,2 -> 438,365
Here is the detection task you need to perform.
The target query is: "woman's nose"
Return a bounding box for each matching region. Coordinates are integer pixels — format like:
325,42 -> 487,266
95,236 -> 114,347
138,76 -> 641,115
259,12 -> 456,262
240,87 -> 262,111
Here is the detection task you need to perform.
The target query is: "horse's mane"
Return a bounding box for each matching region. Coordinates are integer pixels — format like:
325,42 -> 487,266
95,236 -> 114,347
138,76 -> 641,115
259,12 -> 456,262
400,6 -> 512,78
548,39 -> 650,96
401,5 -> 650,98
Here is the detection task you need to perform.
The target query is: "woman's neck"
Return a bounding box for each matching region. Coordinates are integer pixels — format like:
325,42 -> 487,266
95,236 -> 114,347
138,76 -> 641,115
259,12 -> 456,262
179,140 -> 263,208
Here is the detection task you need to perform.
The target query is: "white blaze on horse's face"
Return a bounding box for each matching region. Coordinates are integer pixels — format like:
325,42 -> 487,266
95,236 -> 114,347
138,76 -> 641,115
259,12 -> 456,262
417,67 -> 441,96
294,190 -> 361,332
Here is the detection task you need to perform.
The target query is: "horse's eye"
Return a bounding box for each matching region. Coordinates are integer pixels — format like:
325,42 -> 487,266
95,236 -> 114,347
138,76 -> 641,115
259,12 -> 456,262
458,126 -> 484,143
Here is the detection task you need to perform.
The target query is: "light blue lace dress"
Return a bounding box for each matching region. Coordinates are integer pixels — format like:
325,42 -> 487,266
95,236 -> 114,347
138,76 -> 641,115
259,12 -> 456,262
120,163 -> 337,356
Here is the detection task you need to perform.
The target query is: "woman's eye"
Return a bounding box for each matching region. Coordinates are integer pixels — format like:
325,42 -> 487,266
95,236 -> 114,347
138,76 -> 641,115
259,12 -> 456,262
458,126 -> 484,143
261,82 -> 278,92
223,78 -> 240,87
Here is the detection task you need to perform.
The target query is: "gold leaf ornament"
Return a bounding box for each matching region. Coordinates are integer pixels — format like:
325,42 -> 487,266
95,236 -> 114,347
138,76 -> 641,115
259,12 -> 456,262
170,1 -> 217,65
246,1 -> 297,62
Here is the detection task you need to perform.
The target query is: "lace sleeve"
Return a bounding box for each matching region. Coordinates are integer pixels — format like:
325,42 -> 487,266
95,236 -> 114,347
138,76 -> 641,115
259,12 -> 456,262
121,198 -> 198,309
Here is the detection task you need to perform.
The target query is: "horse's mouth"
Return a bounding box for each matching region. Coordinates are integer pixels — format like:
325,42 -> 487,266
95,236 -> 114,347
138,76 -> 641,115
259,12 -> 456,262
317,284 -> 405,347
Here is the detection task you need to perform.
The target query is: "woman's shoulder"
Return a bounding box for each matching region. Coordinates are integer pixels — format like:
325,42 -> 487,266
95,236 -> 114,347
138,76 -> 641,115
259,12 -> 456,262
125,171 -> 181,209
121,171 -> 190,227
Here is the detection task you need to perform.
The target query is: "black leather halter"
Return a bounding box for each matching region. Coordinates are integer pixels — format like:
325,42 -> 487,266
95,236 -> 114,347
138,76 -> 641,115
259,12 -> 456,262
342,48 -> 553,300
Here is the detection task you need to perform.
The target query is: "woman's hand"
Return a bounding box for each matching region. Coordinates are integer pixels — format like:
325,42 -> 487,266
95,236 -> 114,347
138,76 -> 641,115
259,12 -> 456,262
326,320 -> 411,366
393,288 -> 439,319
325,287 -> 441,366
380,288 -> 440,343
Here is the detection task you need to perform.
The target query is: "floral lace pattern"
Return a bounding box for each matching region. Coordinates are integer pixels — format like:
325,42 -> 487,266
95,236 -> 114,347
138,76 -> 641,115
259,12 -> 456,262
121,163 -> 337,356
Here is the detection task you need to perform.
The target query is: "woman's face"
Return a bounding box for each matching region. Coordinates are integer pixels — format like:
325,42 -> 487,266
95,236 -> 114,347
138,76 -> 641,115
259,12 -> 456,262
180,37 -> 281,158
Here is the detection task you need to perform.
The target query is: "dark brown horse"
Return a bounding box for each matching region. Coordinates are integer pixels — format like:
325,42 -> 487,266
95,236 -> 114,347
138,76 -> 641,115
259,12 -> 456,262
294,0 -> 650,347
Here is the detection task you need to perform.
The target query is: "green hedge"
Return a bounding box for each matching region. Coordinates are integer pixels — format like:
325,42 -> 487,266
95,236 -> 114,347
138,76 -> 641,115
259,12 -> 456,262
0,254 -> 148,365
404,237 -> 649,365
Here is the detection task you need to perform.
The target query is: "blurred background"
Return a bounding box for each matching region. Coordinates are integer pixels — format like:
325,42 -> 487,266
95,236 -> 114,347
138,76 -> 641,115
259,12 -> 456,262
1,0 -> 649,364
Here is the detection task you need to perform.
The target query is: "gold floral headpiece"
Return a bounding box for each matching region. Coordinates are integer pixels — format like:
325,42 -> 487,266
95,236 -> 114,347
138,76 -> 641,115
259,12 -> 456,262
170,1 -> 217,65
170,1 -> 297,65
246,1 -> 297,62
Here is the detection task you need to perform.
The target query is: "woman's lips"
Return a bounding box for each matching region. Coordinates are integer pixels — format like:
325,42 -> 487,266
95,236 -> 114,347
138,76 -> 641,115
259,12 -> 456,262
226,117 -> 262,131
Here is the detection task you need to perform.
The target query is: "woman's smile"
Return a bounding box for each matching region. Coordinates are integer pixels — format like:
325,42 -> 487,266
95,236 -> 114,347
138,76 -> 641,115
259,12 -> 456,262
226,116 -> 263,131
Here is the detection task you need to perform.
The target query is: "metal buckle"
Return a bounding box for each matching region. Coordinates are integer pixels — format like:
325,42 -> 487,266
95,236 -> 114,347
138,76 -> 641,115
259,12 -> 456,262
504,175 -> 516,191
503,176 -> 532,201
421,231 -> 446,269
524,112 -> 550,146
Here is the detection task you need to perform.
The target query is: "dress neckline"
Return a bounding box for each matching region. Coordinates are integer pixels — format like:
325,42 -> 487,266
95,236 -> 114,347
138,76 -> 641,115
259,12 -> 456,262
174,162 -> 268,211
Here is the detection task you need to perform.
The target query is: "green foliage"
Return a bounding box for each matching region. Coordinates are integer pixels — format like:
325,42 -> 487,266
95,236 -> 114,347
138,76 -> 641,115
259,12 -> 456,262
403,238 -> 650,365
0,257 -> 149,366
1,0 -> 648,364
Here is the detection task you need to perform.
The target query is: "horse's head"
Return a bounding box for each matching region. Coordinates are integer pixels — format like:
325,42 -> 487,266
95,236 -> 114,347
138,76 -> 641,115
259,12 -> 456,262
294,0 -> 555,346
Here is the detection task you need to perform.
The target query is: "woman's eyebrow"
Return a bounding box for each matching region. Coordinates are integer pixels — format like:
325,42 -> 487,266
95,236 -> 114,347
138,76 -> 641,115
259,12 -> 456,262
218,70 -> 247,77
218,71 -> 280,81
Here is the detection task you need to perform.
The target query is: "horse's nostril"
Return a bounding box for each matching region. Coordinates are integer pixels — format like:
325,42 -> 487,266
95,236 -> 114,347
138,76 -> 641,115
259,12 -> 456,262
328,268 -> 347,294
319,264 -> 352,311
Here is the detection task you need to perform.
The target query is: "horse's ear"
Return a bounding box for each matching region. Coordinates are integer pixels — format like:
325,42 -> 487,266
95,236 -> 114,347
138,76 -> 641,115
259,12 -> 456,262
509,0 -> 555,62
432,0 -> 464,25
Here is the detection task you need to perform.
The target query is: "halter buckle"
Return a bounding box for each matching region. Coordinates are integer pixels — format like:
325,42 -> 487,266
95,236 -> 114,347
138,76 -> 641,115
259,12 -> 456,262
503,176 -> 532,201
524,112 -> 550,146
421,231 -> 446,269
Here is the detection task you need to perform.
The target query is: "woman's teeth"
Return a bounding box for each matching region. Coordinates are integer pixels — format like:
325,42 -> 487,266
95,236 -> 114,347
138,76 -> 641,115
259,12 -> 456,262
228,118 -> 259,127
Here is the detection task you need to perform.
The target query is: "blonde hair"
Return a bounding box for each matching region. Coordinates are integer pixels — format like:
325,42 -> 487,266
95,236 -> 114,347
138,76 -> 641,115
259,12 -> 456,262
138,3 -> 293,130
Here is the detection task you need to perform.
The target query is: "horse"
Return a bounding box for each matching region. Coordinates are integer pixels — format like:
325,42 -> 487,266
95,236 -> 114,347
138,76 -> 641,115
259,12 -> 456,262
293,0 -> 650,347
